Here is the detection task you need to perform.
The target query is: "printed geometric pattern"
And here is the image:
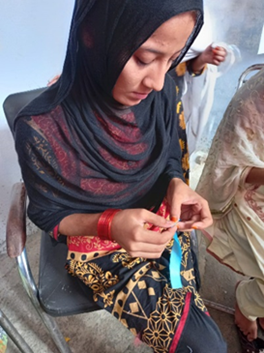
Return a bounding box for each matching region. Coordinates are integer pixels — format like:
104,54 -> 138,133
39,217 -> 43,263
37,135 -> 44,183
66,231 -> 207,353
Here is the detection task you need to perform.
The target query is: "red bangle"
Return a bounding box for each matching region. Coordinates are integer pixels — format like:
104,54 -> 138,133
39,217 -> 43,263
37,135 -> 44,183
97,209 -> 121,241
53,224 -> 60,241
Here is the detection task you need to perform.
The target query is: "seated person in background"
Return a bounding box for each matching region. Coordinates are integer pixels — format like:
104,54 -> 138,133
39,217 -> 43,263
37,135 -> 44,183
196,67 -> 264,350
13,0 -> 227,352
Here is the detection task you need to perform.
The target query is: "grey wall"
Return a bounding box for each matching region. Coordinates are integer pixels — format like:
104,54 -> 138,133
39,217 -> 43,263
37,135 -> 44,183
0,0 -> 74,252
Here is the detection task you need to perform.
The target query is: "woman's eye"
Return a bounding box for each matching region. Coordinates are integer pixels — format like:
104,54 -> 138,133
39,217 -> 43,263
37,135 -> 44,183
136,57 -> 150,66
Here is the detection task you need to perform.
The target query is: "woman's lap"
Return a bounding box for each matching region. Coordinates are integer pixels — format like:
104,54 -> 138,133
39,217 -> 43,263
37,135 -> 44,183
66,232 -> 226,352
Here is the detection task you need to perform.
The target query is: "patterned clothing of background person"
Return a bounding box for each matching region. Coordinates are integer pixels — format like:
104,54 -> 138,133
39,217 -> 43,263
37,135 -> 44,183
196,67 -> 264,351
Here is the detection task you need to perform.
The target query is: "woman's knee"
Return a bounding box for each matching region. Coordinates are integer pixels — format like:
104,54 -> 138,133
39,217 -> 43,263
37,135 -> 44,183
177,332 -> 227,352
176,304 -> 227,353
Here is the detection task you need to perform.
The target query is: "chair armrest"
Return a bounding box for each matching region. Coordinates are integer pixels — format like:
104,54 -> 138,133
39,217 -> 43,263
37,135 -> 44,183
237,63 -> 264,90
6,182 -> 27,258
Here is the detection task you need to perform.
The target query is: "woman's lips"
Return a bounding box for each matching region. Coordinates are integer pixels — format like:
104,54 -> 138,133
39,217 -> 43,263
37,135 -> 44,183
132,92 -> 150,100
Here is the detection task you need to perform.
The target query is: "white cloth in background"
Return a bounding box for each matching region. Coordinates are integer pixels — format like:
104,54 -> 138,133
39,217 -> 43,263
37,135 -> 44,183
182,7 -> 214,63
180,7 -> 218,156
182,64 -> 217,156
196,68 -> 264,321
258,24 -> 264,55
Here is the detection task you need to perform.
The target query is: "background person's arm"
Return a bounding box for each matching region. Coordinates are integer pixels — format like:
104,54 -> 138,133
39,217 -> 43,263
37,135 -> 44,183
189,44 -> 227,73
245,167 -> 264,185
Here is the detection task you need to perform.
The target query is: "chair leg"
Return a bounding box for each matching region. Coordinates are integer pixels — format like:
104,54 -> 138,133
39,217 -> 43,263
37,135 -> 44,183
16,249 -> 73,353
0,309 -> 33,353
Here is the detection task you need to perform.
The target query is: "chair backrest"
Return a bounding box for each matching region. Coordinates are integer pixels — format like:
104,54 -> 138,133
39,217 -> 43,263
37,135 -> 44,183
237,63 -> 264,90
3,86 -> 100,316
3,87 -> 47,135
3,87 -> 47,256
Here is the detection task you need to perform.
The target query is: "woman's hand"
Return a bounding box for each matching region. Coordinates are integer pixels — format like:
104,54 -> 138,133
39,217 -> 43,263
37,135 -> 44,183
166,178 -> 212,231
111,209 -> 177,258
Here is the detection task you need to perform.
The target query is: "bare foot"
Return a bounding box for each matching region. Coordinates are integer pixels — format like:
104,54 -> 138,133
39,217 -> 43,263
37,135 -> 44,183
235,302 -> 258,341
259,317 -> 264,331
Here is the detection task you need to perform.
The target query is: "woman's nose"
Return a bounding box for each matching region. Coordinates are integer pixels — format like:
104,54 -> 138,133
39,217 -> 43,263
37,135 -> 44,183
143,67 -> 166,92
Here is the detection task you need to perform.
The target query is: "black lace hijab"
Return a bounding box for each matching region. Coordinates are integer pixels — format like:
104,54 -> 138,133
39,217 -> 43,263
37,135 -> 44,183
15,0 -> 203,232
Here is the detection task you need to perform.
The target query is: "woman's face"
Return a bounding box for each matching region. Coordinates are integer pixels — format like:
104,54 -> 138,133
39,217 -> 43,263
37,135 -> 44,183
112,11 -> 196,106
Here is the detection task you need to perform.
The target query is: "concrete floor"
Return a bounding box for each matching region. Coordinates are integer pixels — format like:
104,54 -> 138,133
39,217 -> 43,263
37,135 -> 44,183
1,0 -> 264,352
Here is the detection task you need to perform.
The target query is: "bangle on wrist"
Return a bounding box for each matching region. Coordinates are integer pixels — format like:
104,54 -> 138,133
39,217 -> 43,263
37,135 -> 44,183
53,224 -> 60,241
97,209 -> 121,241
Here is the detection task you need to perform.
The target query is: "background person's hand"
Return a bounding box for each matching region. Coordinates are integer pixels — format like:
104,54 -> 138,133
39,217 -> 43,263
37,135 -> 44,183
202,44 -> 227,66
111,208 -> 177,258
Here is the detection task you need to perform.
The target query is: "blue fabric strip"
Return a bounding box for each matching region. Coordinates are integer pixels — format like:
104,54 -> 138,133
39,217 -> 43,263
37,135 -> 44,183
170,232 -> 183,289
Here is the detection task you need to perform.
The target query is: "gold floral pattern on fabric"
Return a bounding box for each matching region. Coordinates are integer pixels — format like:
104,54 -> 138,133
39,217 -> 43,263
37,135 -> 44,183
66,229 -> 207,353
179,232 -> 191,250
111,263 -> 152,318
166,239 -> 174,253
178,138 -> 185,152
180,247 -> 189,272
175,62 -> 187,77
178,232 -> 190,270
181,152 -> 189,174
143,285 -> 192,353
193,290 -> 207,312
171,66 -> 189,185
112,253 -> 144,269
67,235 -> 121,254
181,268 -> 195,283
178,111 -> 186,130
178,232 -> 197,288
68,261 -> 119,307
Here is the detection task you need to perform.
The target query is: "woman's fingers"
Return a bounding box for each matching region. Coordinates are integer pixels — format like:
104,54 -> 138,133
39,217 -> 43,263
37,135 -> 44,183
177,201 -> 213,230
141,209 -> 176,229
191,206 -> 213,229
119,226 -> 177,258
129,224 -> 177,245
111,208 -> 177,256
125,251 -> 165,259
170,191 -> 212,231
125,233 -> 175,258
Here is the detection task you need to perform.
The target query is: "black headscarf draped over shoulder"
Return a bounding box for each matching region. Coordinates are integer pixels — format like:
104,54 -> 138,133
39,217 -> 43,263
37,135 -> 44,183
15,0 -> 203,232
